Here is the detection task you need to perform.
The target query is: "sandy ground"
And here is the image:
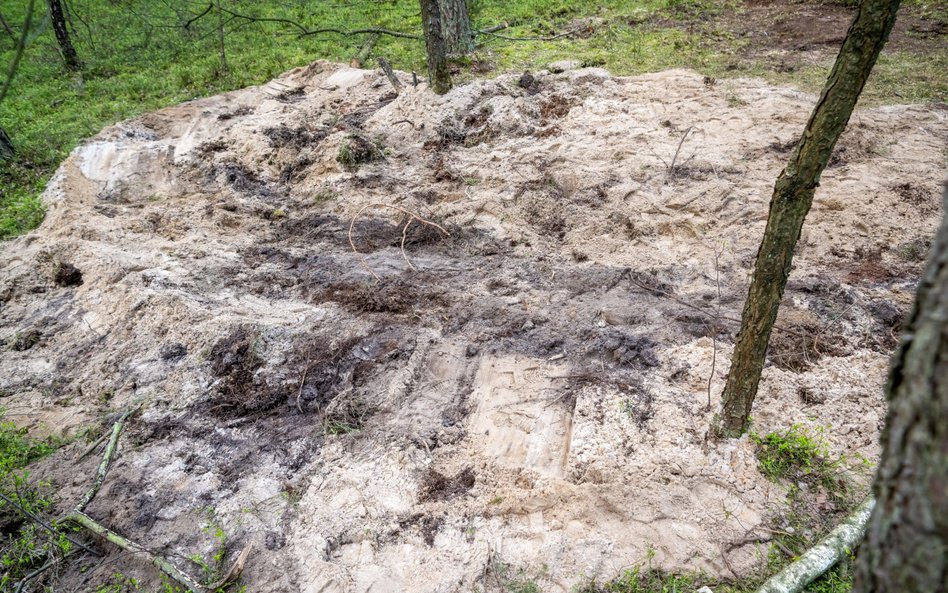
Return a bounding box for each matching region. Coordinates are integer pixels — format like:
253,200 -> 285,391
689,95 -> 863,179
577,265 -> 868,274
0,61 -> 945,592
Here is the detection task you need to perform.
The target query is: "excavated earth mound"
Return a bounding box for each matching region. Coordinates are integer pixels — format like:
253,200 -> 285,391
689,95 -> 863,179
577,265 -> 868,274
1,61 -> 946,592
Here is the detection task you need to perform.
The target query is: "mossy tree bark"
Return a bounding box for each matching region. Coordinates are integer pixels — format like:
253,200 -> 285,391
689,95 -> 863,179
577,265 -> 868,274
47,0 -> 81,71
715,0 -> 901,437
853,186 -> 948,593
420,0 -> 452,94
438,0 -> 473,55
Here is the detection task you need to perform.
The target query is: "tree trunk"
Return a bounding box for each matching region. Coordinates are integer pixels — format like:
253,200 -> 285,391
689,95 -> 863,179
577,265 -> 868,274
853,186 -> 948,592
47,0 -> 81,71
0,11 -> 16,41
419,0 -> 452,94
715,0 -> 901,437
0,126 -> 14,160
439,0 -> 473,55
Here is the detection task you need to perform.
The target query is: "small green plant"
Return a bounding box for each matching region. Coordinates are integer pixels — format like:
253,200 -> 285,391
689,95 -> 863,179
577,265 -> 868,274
751,424 -> 839,487
493,561 -> 541,593
324,421 -> 360,436
94,572 -> 143,593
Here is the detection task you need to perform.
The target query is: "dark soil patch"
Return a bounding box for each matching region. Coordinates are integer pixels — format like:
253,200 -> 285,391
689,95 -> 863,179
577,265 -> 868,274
8,329 -> 41,351
540,94 -> 572,122
279,157 -> 315,184
217,106 -> 254,121
419,467 -> 476,502
262,124 -> 329,150
398,513 -> 444,547
892,182 -> 938,214
217,162 -> 271,196
206,328 -> 283,416
518,71 -> 541,95
53,262 -> 83,287
197,139 -> 229,155
322,277 -> 449,315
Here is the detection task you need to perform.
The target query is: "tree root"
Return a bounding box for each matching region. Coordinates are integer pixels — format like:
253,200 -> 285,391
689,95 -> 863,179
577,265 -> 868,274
348,203 -> 451,280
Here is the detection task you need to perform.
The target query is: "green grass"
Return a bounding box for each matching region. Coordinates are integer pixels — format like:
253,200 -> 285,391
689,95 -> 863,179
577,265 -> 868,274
751,424 -> 841,489
0,412 -> 66,590
1,0 -> 943,239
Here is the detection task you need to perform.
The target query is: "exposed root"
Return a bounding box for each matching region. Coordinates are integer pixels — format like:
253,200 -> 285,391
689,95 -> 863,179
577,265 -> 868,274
348,203 -> 451,280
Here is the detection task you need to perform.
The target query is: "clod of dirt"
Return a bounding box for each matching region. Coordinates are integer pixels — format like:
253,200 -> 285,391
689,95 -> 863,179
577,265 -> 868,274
52,262 -> 83,286
420,467 -> 476,501
263,124 -> 329,150
159,342 -> 188,361
337,134 -> 384,172
518,71 -> 541,95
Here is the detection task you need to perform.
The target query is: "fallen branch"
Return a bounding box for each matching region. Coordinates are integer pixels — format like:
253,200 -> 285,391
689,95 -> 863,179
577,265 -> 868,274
754,498 -> 874,593
378,57 -> 403,94
475,27 -> 577,42
76,430 -> 109,461
64,401 -> 244,593
212,5 -> 420,39
75,404 -> 139,513
350,32 -> 379,67
67,511 -> 204,593
348,203 -> 451,280
207,543 -> 252,591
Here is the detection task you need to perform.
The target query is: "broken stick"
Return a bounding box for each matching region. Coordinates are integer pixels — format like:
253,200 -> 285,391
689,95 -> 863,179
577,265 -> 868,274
378,57 -> 403,94
350,32 -> 379,68
67,511 -> 204,593
75,404 -> 139,513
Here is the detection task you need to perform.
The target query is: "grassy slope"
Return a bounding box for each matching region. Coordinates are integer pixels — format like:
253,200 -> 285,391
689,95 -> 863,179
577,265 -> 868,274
0,0 -> 945,238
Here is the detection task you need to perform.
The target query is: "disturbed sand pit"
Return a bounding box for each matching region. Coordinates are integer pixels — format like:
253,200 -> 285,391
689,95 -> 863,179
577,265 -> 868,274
0,61 -> 945,592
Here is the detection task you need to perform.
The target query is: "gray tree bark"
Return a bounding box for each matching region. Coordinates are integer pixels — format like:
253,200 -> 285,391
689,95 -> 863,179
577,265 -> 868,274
853,185 -> 948,592
715,0 -> 902,437
439,0 -> 472,55
419,0 -> 451,94
47,0 -> 81,71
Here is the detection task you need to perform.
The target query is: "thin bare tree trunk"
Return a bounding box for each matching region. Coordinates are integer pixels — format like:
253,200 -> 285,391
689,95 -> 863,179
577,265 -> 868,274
419,0 -> 451,94
47,0 -> 81,71
439,0 -> 472,55
853,185 -> 948,593
715,0 -> 902,437
0,10 -> 16,40
215,0 -> 227,73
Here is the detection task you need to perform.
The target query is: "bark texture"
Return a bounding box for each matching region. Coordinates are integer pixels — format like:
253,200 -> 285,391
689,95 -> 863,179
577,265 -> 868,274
438,0 -> 473,55
854,186 -> 948,592
419,0 -> 452,94
716,0 -> 901,437
47,0 -> 81,71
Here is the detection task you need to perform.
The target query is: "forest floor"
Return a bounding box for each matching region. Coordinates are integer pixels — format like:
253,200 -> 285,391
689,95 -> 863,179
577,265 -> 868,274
0,0 -> 946,237
0,56 -> 945,592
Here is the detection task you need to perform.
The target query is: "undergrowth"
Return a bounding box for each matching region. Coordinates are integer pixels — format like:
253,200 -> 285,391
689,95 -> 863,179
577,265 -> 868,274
0,412 -> 65,591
